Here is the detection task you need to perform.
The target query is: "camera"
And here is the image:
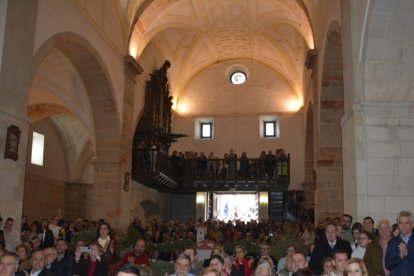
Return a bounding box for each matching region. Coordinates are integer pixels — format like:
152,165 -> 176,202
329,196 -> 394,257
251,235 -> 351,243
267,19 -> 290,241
79,246 -> 91,253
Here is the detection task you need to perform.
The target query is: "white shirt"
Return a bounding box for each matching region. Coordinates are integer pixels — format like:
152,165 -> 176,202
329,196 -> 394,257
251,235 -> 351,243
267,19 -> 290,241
49,224 -> 61,239
351,246 -> 366,259
4,230 -> 21,252
30,269 -> 42,276
328,240 -> 337,249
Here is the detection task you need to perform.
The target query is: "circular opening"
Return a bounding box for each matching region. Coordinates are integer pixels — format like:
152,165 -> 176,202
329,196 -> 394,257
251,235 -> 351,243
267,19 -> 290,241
225,64 -> 249,85
230,71 -> 247,85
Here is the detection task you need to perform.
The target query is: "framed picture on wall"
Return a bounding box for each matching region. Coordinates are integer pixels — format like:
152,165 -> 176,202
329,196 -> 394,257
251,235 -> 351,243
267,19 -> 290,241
4,125 -> 21,161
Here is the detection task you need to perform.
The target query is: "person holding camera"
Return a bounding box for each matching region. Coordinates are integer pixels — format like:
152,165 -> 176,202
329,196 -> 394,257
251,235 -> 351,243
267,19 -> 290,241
72,241 -> 108,276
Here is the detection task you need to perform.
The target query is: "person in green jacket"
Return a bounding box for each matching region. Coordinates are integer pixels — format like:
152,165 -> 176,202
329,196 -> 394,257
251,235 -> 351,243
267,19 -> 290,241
361,230 -> 385,276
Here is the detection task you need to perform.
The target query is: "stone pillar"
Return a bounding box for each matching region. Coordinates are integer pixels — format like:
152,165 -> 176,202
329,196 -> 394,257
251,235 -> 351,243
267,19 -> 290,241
315,162 -> 344,220
91,56 -> 143,228
64,182 -> 92,221
0,0 -> 38,226
118,56 -> 143,227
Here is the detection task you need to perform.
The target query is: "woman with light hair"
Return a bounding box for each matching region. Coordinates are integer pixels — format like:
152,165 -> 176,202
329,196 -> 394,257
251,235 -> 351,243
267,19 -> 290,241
201,266 -> 221,276
257,256 -> 275,267
254,263 -> 275,276
278,252 -> 294,276
343,258 -> 369,276
233,245 -> 254,275
222,253 -> 239,276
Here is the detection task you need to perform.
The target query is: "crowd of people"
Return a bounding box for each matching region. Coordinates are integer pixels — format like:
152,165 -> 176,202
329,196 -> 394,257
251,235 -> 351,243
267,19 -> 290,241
0,210 -> 413,276
169,149 -> 289,180
135,145 -> 290,180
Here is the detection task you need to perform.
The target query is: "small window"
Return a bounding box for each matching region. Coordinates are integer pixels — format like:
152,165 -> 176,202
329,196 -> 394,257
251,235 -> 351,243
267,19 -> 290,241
264,121 -> 276,137
31,132 -> 45,166
260,116 -> 279,138
200,123 -> 212,138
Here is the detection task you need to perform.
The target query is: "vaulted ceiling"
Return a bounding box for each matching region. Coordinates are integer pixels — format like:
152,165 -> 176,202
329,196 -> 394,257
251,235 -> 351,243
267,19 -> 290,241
130,0 -> 314,116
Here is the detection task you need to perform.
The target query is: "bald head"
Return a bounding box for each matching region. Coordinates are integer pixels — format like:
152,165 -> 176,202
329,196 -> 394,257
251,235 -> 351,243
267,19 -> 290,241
378,219 -> 391,240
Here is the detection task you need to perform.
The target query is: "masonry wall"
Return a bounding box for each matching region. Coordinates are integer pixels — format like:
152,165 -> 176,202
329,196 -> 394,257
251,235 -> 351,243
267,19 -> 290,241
23,119 -> 67,220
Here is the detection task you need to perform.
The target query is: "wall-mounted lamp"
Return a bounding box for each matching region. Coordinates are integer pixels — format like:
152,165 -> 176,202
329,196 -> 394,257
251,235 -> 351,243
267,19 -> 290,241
196,192 -> 206,206
259,192 -> 268,206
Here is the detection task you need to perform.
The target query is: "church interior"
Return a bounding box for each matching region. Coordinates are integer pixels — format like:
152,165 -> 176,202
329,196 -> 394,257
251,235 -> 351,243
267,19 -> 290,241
1,0 -> 414,230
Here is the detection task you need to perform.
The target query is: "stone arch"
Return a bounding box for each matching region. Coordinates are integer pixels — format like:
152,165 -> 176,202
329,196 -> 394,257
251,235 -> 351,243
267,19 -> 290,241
315,26 -> 345,220
32,32 -> 121,163
30,32 -> 124,222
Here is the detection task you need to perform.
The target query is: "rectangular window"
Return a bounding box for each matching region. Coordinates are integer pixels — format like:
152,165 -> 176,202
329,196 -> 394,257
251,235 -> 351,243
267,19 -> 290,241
200,123 -> 212,138
260,115 -> 280,138
264,121 -> 276,137
31,132 -> 45,166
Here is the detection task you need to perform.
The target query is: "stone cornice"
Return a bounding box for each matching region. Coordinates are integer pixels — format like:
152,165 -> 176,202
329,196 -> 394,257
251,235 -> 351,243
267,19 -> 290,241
124,55 -> 143,77
341,101 -> 414,127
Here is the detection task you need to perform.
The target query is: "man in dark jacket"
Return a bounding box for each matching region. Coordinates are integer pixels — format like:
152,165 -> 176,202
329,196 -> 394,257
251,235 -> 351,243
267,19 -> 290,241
309,223 -> 352,274
385,210 -> 414,276
29,250 -> 57,276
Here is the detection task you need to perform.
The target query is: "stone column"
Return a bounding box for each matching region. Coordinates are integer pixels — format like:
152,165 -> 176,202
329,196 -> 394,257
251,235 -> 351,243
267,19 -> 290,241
0,0 -> 38,226
90,56 -> 143,228
118,56 -> 143,227
64,182 -> 93,221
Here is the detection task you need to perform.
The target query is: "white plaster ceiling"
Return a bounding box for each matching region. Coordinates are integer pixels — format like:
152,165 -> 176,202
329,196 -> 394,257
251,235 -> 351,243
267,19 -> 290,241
29,48 -> 95,171
30,48 -> 95,146
130,0 -> 314,116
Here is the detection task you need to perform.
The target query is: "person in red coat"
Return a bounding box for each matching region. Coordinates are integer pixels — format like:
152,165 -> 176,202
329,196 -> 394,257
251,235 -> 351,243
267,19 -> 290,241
119,239 -> 150,267
232,246 -> 254,276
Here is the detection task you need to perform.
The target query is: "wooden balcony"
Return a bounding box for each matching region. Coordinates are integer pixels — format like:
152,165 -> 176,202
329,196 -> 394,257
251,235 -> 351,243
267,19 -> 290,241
131,150 -> 290,193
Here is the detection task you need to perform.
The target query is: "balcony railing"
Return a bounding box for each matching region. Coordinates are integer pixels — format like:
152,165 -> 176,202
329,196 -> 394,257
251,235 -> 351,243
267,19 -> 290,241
132,150 -> 290,192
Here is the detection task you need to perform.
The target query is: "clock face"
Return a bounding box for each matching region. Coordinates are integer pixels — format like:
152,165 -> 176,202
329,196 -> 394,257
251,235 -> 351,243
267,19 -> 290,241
230,71 -> 247,84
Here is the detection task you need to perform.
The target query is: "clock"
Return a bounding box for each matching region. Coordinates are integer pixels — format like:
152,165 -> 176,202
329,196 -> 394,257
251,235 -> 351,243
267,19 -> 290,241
230,71 -> 247,85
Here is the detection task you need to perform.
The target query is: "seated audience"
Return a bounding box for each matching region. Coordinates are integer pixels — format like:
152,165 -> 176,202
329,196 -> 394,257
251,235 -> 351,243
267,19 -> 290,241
320,257 -> 333,276
183,247 -> 203,275
55,238 -> 74,276
0,252 -> 25,276
29,250 -> 56,276
233,245 -> 254,276
292,253 -> 307,273
116,264 -> 140,276
15,244 -> 31,272
119,240 -> 150,267
200,266 -> 221,276
385,210 -> 414,276
254,263 -> 275,276
331,250 -> 349,276
72,242 -> 108,276
343,258 -> 368,276
39,219 -> 55,249
308,223 -> 352,275
277,244 -> 296,272
168,253 -> 195,276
